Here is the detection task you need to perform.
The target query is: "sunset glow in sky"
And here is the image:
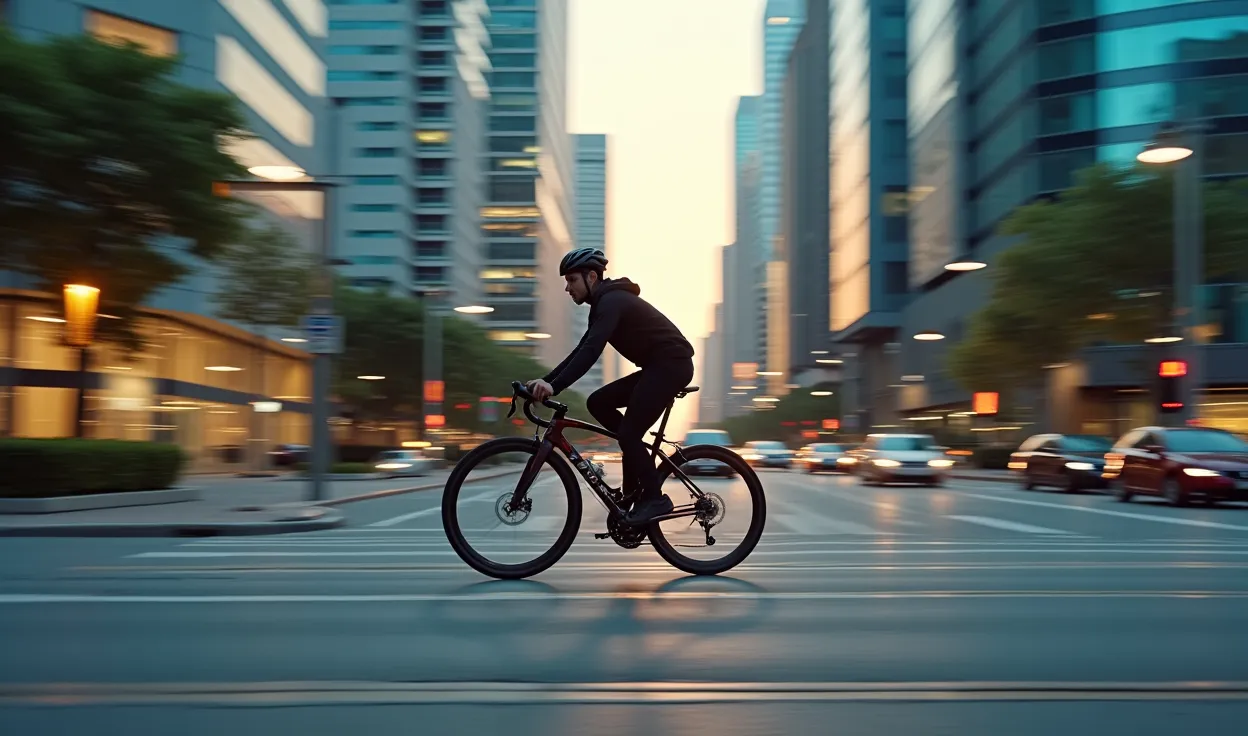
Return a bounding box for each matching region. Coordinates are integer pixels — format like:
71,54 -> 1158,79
568,0 -> 766,434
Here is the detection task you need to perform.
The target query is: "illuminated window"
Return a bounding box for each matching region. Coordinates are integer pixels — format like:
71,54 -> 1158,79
480,268 -> 536,280
481,206 -> 540,218
415,130 -> 451,144
488,331 -> 530,342
85,10 -> 177,57
488,242 -> 535,260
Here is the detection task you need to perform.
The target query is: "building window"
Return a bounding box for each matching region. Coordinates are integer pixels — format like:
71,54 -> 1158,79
481,267 -> 537,279
415,266 -> 446,282
484,222 -> 538,237
490,115 -> 537,132
492,52 -> 536,68
488,242 -> 536,260
1037,37 -> 1093,80
419,50 -> 448,67
352,204 -> 398,212
883,120 -> 906,159
343,97 -> 399,107
350,255 -> 398,265
419,25 -> 448,41
490,11 -> 537,29
85,10 -> 178,57
418,159 -> 448,177
356,147 -> 398,157
419,77 -> 448,93
417,188 -> 447,204
419,0 -> 449,16
329,20 -> 402,30
492,93 -> 537,110
1038,0 -> 1093,25
329,45 -> 399,55
356,176 -> 399,185
351,278 -> 394,289
1039,93 -> 1095,135
418,102 -> 448,119
884,215 -> 907,242
350,230 -> 398,239
486,303 -> 536,322
491,71 -> 536,88
416,241 -> 446,258
489,179 -> 536,203
884,51 -> 906,97
358,121 -> 398,131
490,34 -> 535,49
416,214 -> 447,231
415,130 -> 451,145
885,261 -> 908,294
329,70 -> 399,81
490,137 -> 538,154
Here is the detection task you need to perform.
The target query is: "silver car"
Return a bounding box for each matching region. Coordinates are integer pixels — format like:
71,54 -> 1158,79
742,440 -> 795,469
679,429 -> 737,477
848,434 -> 953,486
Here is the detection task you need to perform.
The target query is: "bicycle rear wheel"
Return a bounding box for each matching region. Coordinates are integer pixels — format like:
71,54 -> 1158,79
442,437 -> 582,580
647,444 -> 766,575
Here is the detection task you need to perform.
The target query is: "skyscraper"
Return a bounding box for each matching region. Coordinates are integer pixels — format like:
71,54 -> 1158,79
724,96 -> 763,416
758,0 -> 806,374
482,0 -> 574,368
828,0 -> 910,431
780,0 -> 831,385
571,133 -> 608,392
328,0 -> 490,307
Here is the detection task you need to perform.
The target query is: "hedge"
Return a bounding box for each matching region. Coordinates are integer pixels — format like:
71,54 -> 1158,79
294,462 -> 377,474
0,439 -> 186,498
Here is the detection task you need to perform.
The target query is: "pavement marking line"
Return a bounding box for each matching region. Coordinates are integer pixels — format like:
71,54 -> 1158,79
6,681 -> 1248,706
771,513 -> 888,536
126,548 -> 1248,559
2,590 -> 1246,604
946,515 -> 1083,536
370,476 -> 561,528
953,491 -> 1248,532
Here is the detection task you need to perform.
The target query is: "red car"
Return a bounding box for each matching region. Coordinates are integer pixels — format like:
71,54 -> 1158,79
1103,426 -> 1248,506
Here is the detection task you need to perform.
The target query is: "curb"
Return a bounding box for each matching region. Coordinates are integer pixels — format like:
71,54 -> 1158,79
0,508 -> 346,538
321,467 -> 524,507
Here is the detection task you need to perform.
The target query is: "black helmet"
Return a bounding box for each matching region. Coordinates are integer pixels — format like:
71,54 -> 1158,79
558,247 -> 608,276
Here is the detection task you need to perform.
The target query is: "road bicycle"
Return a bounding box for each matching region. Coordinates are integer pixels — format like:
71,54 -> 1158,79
441,380 -> 767,580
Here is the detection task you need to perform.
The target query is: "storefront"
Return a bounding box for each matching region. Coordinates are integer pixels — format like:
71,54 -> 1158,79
0,289 -> 313,472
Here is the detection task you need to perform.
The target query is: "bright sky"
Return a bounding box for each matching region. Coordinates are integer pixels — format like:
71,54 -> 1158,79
568,0 -> 766,436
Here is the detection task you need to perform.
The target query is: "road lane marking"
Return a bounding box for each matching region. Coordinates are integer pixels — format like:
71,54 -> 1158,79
946,515 -> 1083,536
954,492 -> 1248,531
772,513 -> 886,536
2,590 -> 1246,604
371,477 -> 561,528
128,548 -> 1248,559
5,680 -> 1248,705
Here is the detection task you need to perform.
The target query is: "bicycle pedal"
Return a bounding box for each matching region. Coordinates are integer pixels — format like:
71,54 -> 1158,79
593,532 -> 611,540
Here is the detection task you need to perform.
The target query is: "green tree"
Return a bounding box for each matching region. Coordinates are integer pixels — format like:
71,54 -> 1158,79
213,222 -> 312,469
0,30 -> 250,349
715,382 -> 842,446
949,163 -> 1248,394
330,284 -> 589,439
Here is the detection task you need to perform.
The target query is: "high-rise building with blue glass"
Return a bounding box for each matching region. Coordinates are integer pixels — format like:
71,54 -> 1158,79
570,133 -> 607,392
900,0 -> 1248,436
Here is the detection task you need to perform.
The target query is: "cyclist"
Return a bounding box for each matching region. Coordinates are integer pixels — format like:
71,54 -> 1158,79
527,247 -> 695,525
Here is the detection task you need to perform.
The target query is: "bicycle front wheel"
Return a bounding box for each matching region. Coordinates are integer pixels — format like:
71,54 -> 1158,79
442,437 -> 582,580
648,444 -> 766,576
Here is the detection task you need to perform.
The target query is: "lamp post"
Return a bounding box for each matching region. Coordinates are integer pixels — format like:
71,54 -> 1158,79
1137,119 -> 1204,426
412,287 -> 492,439
63,284 -> 100,438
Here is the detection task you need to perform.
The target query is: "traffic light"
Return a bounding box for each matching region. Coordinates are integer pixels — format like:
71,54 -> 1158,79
1158,360 -> 1187,414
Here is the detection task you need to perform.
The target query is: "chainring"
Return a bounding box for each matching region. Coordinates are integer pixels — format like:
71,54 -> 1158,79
606,513 -> 648,549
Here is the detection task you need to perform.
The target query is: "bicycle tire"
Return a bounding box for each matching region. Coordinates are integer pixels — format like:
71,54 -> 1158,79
647,444 -> 766,576
442,436 -> 582,580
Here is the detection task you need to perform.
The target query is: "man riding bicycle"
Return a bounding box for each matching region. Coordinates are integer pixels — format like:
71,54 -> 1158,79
527,247 -> 695,525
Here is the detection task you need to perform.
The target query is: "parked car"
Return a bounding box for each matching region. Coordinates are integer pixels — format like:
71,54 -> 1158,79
679,429 -> 737,477
372,449 -> 433,479
796,442 -> 854,473
1010,433 -> 1113,492
1103,426 -> 1248,506
847,434 -> 952,486
267,444 -> 308,467
741,440 -> 795,469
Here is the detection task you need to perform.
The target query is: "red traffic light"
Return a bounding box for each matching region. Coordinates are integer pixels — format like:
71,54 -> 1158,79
1159,360 -> 1187,378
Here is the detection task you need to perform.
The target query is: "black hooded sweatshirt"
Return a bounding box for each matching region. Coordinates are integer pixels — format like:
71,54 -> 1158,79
543,278 -> 694,395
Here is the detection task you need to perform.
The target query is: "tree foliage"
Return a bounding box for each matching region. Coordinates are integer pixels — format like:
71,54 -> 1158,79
0,30 -> 251,348
213,222 -> 312,331
949,163 -> 1248,394
331,285 -> 588,436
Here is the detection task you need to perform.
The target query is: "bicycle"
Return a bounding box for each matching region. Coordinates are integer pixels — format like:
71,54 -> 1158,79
441,380 -> 767,580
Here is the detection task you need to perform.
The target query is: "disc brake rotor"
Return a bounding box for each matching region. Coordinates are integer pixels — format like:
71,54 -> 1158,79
495,491 -> 532,526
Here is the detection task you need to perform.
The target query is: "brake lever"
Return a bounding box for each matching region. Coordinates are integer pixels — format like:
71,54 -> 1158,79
507,394 -> 518,419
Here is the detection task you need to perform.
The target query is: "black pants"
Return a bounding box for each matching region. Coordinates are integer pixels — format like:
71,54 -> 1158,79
586,357 -> 695,502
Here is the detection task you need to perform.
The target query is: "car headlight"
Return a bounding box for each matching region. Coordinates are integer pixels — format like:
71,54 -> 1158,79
743,454 -> 762,461
1183,467 -> 1221,477
376,462 -> 412,470
1008,461 -> 1028,470
837,457 -> 857,464
928,459 -> 954,468
1065,461 -> 1096,471
873,458 -> 900,468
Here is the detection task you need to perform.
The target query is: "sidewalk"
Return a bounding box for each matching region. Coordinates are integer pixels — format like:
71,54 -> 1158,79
0,466 -> 521,538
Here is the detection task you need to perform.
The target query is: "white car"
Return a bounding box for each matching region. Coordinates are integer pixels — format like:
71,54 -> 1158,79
848,434 -> 953,486
741,440 -> 795,469
679,429 -> 737,477
373,450 -> 433,479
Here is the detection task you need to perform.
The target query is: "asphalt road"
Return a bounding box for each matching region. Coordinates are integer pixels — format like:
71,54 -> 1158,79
2,466 -> 1247,734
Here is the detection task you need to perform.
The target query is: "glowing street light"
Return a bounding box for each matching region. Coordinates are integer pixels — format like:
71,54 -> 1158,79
945,258 -> 987,272
913,331 -> 946,341
454,305 -> 494,315
63,284 -> 100,348
247,165 -> 307,181
1136,122 -> 1193,164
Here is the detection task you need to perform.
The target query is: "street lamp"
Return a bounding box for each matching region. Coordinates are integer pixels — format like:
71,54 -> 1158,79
1138,118 -> 1204,424
63,284 -> 100,439
944,258 -> 987,272
913,331 -> 946,341
414,289 -> 494,439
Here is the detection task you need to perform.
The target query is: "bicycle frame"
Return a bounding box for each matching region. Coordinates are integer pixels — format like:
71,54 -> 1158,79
507,388 -> 708,524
